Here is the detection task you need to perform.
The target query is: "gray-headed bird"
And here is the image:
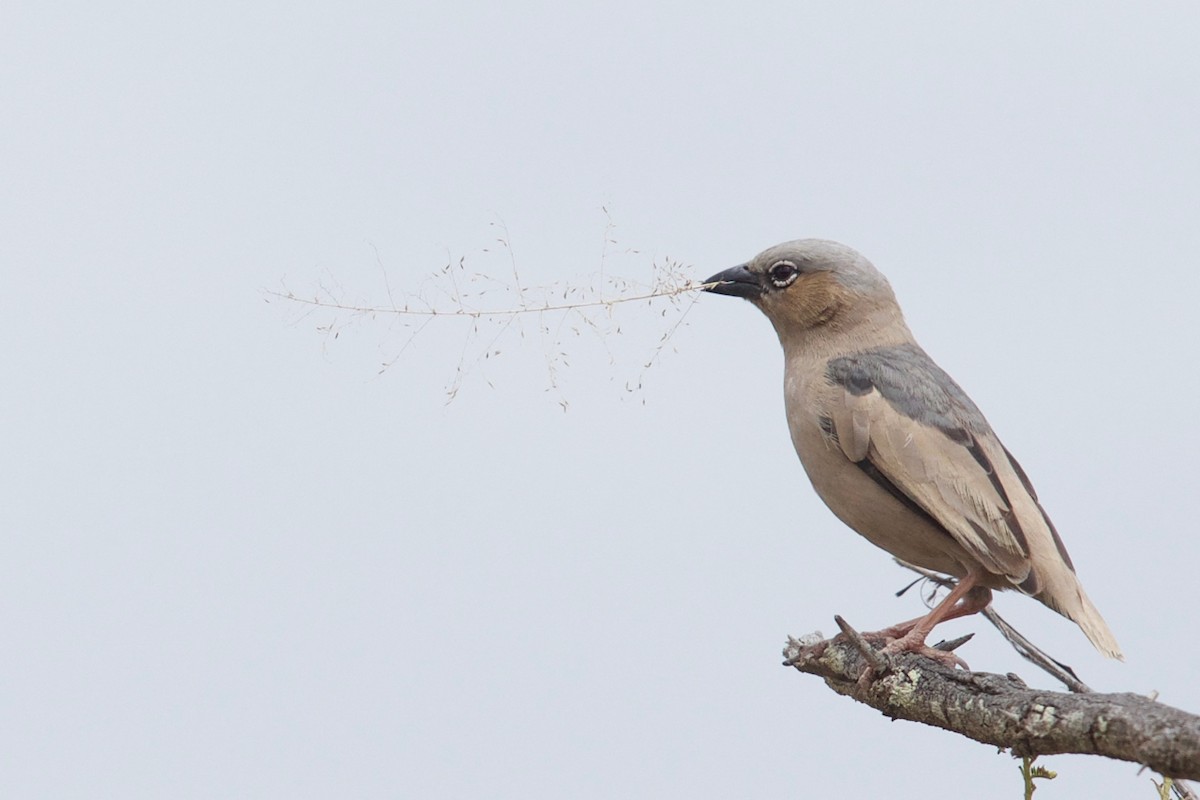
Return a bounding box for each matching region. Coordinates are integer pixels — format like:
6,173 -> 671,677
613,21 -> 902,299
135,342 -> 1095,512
704,239 -> 1121,665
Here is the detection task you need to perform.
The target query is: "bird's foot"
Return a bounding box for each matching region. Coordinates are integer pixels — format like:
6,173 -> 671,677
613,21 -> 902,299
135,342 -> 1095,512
833,617 -> 973,690
881,630 -> 971,671
865,621 -> 918,643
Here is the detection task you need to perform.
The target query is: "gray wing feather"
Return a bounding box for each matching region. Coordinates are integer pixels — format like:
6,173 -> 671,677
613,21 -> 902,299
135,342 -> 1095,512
826,344 -> 1035,584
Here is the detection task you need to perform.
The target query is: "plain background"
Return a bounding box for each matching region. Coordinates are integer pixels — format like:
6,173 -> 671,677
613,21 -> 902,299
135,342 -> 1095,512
4,2 -> 1198,797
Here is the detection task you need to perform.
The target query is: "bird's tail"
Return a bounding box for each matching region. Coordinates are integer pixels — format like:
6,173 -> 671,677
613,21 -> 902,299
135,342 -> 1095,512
1073,586 -> 1123,660
1044,580 -> 1123,660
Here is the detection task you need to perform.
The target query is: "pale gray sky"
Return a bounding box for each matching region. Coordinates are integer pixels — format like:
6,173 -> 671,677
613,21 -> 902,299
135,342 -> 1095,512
3,3 -> 1199,798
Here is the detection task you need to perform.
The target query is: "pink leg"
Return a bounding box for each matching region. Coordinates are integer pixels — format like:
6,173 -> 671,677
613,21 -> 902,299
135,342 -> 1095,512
878,575 -> 990,638
868,573 -> 993,669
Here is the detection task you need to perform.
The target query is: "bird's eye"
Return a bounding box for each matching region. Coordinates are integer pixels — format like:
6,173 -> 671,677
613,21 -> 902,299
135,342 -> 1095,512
768,260 -> 799,288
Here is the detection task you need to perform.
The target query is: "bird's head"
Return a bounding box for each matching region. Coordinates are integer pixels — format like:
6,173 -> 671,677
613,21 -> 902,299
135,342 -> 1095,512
703,239 -> 900,341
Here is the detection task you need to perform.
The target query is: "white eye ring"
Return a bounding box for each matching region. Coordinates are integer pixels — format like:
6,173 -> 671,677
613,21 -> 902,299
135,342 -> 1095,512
769,260 -> 799,288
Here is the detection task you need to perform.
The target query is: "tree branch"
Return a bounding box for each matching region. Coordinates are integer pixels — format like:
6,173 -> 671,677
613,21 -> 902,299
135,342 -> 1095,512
782,621 -> 1200,783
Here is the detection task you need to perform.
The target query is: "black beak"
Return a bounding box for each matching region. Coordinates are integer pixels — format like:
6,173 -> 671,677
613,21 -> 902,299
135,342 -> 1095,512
702,263 -> 763,299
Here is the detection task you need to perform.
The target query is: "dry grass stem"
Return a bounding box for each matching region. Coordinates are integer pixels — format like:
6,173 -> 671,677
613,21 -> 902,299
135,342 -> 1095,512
268,220 -> 716,405
266,280 -> 716,320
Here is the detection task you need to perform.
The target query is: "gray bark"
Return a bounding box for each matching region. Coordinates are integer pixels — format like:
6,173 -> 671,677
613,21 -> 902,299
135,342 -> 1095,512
783,623 -> 1200,782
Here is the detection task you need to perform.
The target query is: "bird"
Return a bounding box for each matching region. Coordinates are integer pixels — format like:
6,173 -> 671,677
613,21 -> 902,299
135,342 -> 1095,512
703,239 -> 1122,665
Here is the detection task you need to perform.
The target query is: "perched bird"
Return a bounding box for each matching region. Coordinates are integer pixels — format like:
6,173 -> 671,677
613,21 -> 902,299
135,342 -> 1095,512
703,239 -> 1121,664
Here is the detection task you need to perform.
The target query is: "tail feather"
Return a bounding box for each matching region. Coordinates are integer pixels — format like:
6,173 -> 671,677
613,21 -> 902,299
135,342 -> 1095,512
1073,586 -> 1123,660
1041,578 -> 1123,660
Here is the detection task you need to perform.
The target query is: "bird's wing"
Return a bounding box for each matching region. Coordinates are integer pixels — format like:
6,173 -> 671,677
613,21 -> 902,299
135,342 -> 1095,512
825,345 -> 1034,585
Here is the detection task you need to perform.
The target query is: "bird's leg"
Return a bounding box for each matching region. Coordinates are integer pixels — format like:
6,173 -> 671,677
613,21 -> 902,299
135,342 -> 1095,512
850,575 -> 993,689
869,576 -> 991,642
878,573 -> 992,668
